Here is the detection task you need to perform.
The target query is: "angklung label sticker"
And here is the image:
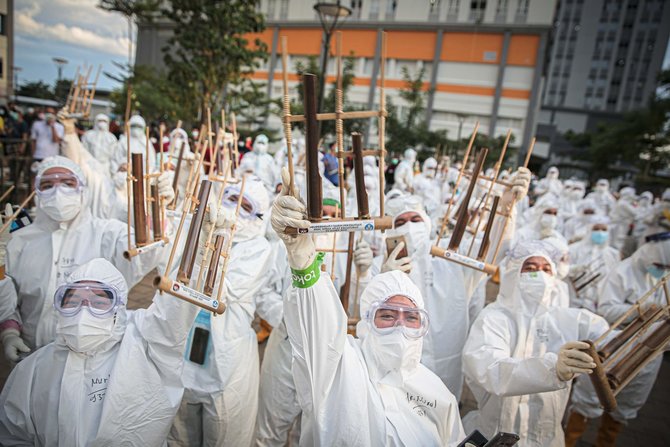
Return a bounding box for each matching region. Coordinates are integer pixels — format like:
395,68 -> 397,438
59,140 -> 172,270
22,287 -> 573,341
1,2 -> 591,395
297,219 -> 376,234
442,250 -> 486,271
172,281 -> 219,309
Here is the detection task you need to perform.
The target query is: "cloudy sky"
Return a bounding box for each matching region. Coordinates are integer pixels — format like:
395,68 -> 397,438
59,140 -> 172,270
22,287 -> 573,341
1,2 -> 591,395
16,0 -> 134,91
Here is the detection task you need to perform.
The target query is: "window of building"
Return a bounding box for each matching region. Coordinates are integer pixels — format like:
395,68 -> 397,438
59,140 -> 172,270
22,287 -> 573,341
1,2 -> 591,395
350,0 -> 363,18
385,0 -> 397,20
495,0 -> 507,21
267,0 -> 276,19
0,14 -> 5,36
430,0 -> 442,20
369,0 -> 380,19
470,0 -> 486,21
279,0 -> 289,19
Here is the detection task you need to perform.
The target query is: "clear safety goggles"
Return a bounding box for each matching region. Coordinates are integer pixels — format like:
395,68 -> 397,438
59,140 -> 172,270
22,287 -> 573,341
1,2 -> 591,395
366,300 -> 430,339
53,282 -> 121,318
221,187 -> 261,220
35,172 -> 82,196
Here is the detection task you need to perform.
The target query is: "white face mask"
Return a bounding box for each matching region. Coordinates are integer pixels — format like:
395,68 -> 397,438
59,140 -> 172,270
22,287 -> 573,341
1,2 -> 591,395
130,127 -> 144,140
255,142 -> 268,155
96,120 -> 109,132
395,220 -> 429,256
57,311 -> 116,354
39,187 -> 82,222
363,330 -> 422,376
519,270 -> 555,309
570,189 -> 584,200
596,184 -> 608,192
539,213 -> 557,230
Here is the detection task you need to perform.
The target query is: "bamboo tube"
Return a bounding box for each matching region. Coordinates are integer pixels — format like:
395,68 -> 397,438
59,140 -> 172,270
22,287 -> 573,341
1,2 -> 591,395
584,340 -> 618,412
0,186 -> 15,204
449,149 -> 488,251
131,153 -> 148,246
215,175 -> 247,304
0,191 -> 36,235
378,32 -> 387,218
351,132 -> 369,219
281,36 -> 296,193
303,73 -> 323,221
204,235 -> 225,296
177,180 -> 212,284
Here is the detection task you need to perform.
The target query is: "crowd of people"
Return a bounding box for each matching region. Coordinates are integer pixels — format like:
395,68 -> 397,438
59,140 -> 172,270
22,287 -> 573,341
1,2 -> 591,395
0,109 -> 667,447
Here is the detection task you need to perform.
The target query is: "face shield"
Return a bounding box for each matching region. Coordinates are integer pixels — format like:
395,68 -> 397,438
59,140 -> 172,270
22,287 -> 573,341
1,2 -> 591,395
54,281 -> 122,318
366,299 -> 429,340
35,171 -> 83,198
221,186 -> 262,220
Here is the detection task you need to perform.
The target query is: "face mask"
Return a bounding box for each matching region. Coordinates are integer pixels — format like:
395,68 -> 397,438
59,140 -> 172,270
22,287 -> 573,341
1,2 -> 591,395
395,221 -> 429,256
646,265 -> 667,280
192,130 -> 200,139
547,170 -> 558,180
596,184 -> 608,192
96,120 -> 109,132
591,230 -> 609,245
130,127 -> 144,139
255,142 -> 268,155
364,330 -> 422,375
57,311 -> 116,353
39,187 -> 82,222
519,270 -> 555,308
570,189 -> 584,200
38,113 -> 46,121
540,214 -> 557,230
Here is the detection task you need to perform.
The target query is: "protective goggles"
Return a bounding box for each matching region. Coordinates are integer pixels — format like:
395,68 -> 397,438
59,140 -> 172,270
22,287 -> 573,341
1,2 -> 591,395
35,172 -> 82,196
366,300 -> 429,339
222,186 -> 261,220
53,282 -> 121,318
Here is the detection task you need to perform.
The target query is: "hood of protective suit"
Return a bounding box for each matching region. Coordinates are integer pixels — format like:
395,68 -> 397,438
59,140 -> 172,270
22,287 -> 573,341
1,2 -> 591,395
422,157 -> 437,177
546,166 -> 559,180
253,134 -> 269,155
227,175 -> 269,243
498,241 -> 557,317
404,148 -> 417,163
170,128 -> 191,155
55,259 -> 128,355
385,193 -> 431,256
543,236 -> 569,279
94,113 -> 110,131
619,186 -> 637,202
35,156 -> 90,226
631,233 -> 670,274
357,271 -> 425,381
594,178 -> 610,193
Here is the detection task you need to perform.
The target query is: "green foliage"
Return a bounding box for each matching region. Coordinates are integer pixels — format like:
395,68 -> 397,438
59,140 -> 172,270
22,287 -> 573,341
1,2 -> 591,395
98,0 -> 160,21
161,0 -> 268,118
16,81 -> 57,100
228,78 -> 280,138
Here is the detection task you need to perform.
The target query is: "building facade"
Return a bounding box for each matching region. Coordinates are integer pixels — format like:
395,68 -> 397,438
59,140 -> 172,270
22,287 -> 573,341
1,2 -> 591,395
537,0 -> 670,176
0,0 -> 14,99
136,0 -> 557,153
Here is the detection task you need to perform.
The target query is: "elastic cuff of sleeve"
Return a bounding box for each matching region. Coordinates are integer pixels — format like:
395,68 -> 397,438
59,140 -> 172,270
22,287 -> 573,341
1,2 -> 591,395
291,252 -> 325,289
0,320 -> 21,334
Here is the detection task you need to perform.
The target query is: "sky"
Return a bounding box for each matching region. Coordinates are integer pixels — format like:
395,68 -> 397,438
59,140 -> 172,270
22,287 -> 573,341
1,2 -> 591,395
14,0 -> 670,94
15,0 -> 134,92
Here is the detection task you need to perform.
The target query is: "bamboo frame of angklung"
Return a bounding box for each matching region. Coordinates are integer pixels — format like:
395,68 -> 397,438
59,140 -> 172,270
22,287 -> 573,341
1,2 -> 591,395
430,133 -> 535,275
0,190 -> 36,280
64,64 -> 101,119
123,126 -> 169,259
581,272 -> 670,412
280,31 -> 392,235
154,166 -> 244,315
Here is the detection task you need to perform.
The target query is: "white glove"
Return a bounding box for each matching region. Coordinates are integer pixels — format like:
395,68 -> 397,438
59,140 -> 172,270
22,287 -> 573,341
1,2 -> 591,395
381,241 -> 412,273
353,240 -> 373,276
271,167 -> 315,270
156,170 -> 175,204
556,341 -> 596,381
56,108 -> 76,135
208,202 -> 236,232
0,329 -> 30,363
511,167 -> 531,200
0,204 -> 12,266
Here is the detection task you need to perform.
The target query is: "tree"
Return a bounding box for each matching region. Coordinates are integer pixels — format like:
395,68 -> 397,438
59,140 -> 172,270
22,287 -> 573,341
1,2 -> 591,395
228,78 -> 279,138
160,0 -> 268,119
17,81 -> 56,100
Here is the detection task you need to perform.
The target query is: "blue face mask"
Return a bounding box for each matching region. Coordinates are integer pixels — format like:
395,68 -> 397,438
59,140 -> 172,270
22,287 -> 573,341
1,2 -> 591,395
591,230 -> 609,245
646,265 -> 667,280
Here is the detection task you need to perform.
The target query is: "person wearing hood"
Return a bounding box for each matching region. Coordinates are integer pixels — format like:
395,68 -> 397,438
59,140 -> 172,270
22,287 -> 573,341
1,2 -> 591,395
81,114 -> 118,178
461,241 -> 609,447
0,156 -> 170,361
269,168 -> 465,445
239,134 -> 276,191
567,216 -> 621,312
533,166 -> 563,205
609,186 -> 638,253
585,179 -> 616,215
514,201 -> 566,245
558,180 -> 586,226
562,199 -> 601,243
565,230 -> 670,447
394,148 -> 417,193
0,258 -> 199,445
380,167 -> 531,400
413,157 -> 441,219
111,115 -> 157,183
169,176 -> 280,446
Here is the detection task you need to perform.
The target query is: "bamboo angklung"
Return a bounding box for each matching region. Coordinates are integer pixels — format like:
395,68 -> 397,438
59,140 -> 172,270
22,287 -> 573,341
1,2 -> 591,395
351,132 -> 369,219
302,73 -> 323,221
131,154 -> 149,246
169,141 -> 186,210
178,179 -> 212,284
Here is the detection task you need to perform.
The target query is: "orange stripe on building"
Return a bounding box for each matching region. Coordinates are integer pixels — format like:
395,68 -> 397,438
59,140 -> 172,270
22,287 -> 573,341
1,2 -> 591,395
435,83 -> 496,95
441,32 -> 503,64
328,30 -> 378,58
507,35 -> 539,66
386,31 -> 436,60
278,29 -> 323,55
244,30 -> 274,51
500,88 -> 531,99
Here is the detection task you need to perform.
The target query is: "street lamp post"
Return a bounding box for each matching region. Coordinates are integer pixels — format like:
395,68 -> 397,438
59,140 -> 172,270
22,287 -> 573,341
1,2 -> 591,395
314,2 -> 351,119
52,57 -> 68,81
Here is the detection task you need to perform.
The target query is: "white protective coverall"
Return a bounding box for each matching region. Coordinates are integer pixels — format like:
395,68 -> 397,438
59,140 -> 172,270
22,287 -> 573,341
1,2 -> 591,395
393,148 -> 417,193
169,176 -> 275,447
567,217 -> 621,311
0,157 -> 166,351
239,134 -> 276,191
0,258 -> 199,446
514,201 -> 566,245
585,179 -> 616,215
111,114 -> 157,182
569,233 -> 670,423
462,246 -> 609,447
558,180 -> 586,226
609,186 -> 638,251
81,113 -> 118,178
533,166 -> 563,205
284,264 -> 465,446
413,157 -> 441,219
562,199 -> 601,243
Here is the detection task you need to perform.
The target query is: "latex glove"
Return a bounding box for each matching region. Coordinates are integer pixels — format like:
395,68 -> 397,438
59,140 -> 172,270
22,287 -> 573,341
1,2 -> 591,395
271,167 -> 315,270
556,341 -> 596,381
156,170 -> 175,204
208,202 -> 236,232
511,167 -> 531,200
0,329 -> 30,363
353,240 -> 373,276
0,204 -> 12,266
56,108 -> 76,135
381,241 -> 412,273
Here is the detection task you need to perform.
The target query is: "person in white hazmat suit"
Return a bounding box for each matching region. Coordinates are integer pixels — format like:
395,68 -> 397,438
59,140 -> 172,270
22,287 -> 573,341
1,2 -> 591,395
269,168 -> 466,445
168,176 -> 278,447
567,216 -> 621,311
0,258 -> 199,445
558,180 -> 586,226
564,230 -> 670,447
111,114 -> 157,184
533,166 -> 563,205
394,147 -> 417,193
585,178 -> 616,215
514,201 -> 566,244
239,134 -> 276,191
81,113 -> 118,178
381,167 -> 531,400
413,157 -> 441,219
609,186 -> 638,252
0,156 -> 172,361
562,199 -> 601,244
461,241 -> 610,447
255,201 -> 374,447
